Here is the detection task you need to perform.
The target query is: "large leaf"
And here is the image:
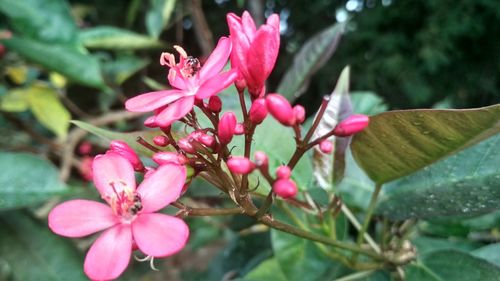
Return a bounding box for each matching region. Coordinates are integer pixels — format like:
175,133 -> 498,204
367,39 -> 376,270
102,55 -> 150,85
351,104 -> 500,184
310,66 -> 352,188
0,152 -> 67,211
376,134 -> 500,219
406,250 -> 500,281
244,258 -> 287,281
72,120 -> 163,157
350,91 -> 388,116
26,83 -> 70,139
146,0 -> 176,39
471,243 -> 500,267
276,23 -> 344,101
0,212 -> 87,281
1,36 -> 105,88
0,88 -> 29,112
80,26 -> 165,50
0,0 -> 78,43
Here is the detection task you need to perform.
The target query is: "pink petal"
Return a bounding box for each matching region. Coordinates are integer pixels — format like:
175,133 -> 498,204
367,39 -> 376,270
242,11 -> 257,41
266,13 -> 280,31
199,37 -> 232,82
246,25 -> 280,89
93,152 -> 136,198
48,199 -> 118,238
137,163 -> 186,213
155,96 -> 195,127
132,213 -> 189,257
196,69 -> 238,99
125,89 -> 184,112
84,224 -> 132,281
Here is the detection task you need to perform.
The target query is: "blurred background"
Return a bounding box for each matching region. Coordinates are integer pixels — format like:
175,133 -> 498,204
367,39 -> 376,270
1,0 -> 500,280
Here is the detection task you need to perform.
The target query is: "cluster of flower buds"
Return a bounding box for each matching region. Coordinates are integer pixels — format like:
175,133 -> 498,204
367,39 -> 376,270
178,130 -> 216,154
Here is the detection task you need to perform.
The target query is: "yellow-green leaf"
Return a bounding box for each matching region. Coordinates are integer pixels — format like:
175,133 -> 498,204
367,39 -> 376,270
0,89 -> 29,112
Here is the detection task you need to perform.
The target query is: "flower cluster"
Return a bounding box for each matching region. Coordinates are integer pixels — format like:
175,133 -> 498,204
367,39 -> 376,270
49,10 -> 369,280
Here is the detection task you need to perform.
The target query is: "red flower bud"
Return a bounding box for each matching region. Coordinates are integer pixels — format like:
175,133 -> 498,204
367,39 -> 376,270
218,112 -> 237,144
234,123 -> 245,135
254,151 -> 268,168
333,114 -> 370,137
78,141 -> 92,155
79,156 -> 93,181
319,140 -> 333,154
293,105 -> 306,124
266,94 -> 295,126
208,96 -> 222,113
249,98 -> 268,124
276,165 -> 291,179
178,138 -> 196,154
109,140 -> 144,171
143,116 -> 158,128
153,152 -> 187,165
273,179 -> 297,199
227,156 -> 256,174
198,133 -> 216,148
153,135 -> 170,147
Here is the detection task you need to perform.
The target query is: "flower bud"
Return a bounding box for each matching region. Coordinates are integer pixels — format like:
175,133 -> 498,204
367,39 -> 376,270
79,156 -> 93,181
153,135 -> 169,147
144,116 -> 158,128
198,133 -> 216,148
153,152 -> 187,165
333,114 -> 370,137
178,138 -> 196,154
276,165 -> 291,179
109,140 -> 144,171
227,156 -> 256,174
249,98 -> 268,124
78,141 -> 92,155
218,112 -> 237,144
293,105 -> 306,124
319,140 -> 333,154
266,94 -> 295,126
254,151 -> 268,168
273,179 -> 298,199
208,96 -> 222,113
234,123 -> 245,135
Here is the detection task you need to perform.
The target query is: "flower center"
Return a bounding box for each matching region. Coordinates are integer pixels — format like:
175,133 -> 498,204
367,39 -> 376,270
107,181 -> 142,221
160,46 -> 201,79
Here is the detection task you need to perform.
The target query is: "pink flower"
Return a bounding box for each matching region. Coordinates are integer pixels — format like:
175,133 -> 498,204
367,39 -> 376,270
227,11 -> 280,96
109,140 -> 144,171
48,152 -> 189,280
125,37 -> 238,128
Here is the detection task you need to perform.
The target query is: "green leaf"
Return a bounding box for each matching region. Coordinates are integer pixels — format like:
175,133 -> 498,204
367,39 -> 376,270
471,243 -> 500,267
0,152 -> 67,211
406,250 -> 500,281
0,211 -> 87,281
102,55 -> 150,85
276,23 -> 344,101
244,258 -> 287,281
26,83 -> 70,139
146,0 -> 176,39
80,26 -> 165,50
412,236 -> 481,256
350,91 -> 388,116
376,134 -> 500,219
0,0 -> 78,43
0,88 -> 29,112
72,120 -> 163,157
351,104 -> 500,184
310,66 -> 352,188
2,36 -> 105,88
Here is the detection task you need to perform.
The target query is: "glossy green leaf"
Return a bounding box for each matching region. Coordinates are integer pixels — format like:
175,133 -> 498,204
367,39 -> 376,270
351,104 -> 500,184
72,120 -> 163,157
276,23 -> 344,101
146,0 -> 176,39
80,26 -> 165,50
350,91 -> 388,116
406,250 -> 500,281
0,212 -> 87,281
26,83 -> 70,139
1,36 -> 105,88
244,258 -> 287,281
0,152 -> 67,211
102,55 -> 150,85
412,236 -> 480,256
471,243 -> 500,267
377,134 -> 500,219
0,0 -> 78,43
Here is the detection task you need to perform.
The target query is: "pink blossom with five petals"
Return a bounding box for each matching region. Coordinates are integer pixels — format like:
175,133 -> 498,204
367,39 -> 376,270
125,37 -> 238,128
48,152 -> 189,280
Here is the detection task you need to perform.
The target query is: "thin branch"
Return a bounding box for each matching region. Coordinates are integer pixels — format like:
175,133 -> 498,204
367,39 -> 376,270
189,0 -> 214,57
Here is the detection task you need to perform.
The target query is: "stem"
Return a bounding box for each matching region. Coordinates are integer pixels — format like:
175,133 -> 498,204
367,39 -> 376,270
303,96 -> 330,144
334,270 -> 375,281
172,202 -> 243,216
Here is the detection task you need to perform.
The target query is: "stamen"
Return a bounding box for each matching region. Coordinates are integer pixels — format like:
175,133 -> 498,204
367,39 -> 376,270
174,45 -> 188,58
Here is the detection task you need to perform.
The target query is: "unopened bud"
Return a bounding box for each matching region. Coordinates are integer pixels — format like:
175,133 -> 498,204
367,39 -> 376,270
266,94 -> 295,126
227,156 -> 256,174
78,141 -> 92,155
319,140 -> 333,154
153,152 -> 187,165
208,96 -> 222,113
144,116 -> 158,128
293,105 -> 306,124
276,165 -> 291,179
218,112 -> 237,144
178,138 -> 196,154
333,114 -> 370,137
235,123 -> 245,135
249,98 -> 268,124
109,140 -> 144,171
198,133 -> 216,148
273,179 -> 298,199
153,135 -> 170,147
254,151 -> 268,168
